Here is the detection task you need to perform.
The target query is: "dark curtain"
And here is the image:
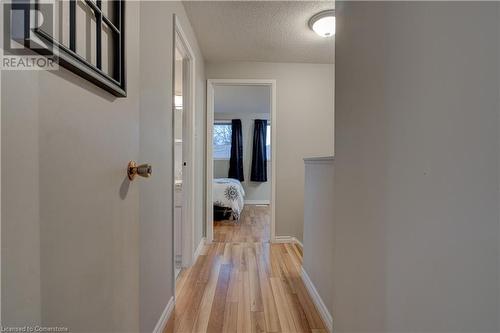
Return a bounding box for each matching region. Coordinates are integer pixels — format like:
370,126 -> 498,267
228,119 -> 244,181
251,119 -> 268,182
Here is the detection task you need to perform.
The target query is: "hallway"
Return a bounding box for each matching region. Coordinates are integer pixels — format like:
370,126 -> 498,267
164,206 -> 327,332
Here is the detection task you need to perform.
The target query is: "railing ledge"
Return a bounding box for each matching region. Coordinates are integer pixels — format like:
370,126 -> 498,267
303,156 -> 335,164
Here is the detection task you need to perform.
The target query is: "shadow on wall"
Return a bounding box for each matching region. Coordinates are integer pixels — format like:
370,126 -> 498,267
120,176 -> 131,200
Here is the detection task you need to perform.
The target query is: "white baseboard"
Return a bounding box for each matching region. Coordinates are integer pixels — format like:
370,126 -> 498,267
295,237 -> 303,248
152,296 -> 175,333
193,237 -> 206,263
245,200 -> 270,205
272,235 -> 303,248
301,267 -> 333,333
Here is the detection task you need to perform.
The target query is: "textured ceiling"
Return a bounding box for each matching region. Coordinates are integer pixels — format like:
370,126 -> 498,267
215,85 -> 271,114
183,1 -> 335,64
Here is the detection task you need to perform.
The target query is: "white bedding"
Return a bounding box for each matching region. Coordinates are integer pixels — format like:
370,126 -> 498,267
213,178 -> 245,219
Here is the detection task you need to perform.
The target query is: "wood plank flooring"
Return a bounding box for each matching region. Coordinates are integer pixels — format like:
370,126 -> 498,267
214,205 -> 271,243
164,205 -> 326,333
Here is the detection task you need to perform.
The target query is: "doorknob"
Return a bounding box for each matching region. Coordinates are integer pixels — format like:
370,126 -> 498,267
127,161 -> 152,180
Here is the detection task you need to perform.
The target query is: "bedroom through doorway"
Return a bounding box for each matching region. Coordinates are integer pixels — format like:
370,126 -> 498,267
206,80 -> 276,244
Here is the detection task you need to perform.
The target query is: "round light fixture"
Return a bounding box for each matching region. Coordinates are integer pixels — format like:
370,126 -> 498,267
309,10 -> 335,37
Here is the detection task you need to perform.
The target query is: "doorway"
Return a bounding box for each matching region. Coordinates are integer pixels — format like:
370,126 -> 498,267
172,15 -> 196,280
206,80 -> 277,243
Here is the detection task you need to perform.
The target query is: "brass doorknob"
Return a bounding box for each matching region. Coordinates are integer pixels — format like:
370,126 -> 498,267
127,161 -> 152,180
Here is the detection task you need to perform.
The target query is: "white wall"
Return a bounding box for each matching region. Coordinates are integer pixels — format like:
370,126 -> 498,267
214,85 -> 270,115
302,158 -> 334,329
2,72 -> 41,326
139,2 -> 205,332
213,112 -> 271,202
207,62 -> 334,241
333,2 -> 499,331
1,2 -> 206,331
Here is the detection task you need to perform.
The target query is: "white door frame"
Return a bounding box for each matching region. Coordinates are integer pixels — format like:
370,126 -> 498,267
206,79 -> 277,243
0,1 -> 3,321
173,15 -> 196,271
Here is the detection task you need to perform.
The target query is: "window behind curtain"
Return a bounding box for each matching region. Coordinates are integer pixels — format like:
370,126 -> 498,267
213,122 -> 270,160
213,122 -> 232,159
266,123 -> 271,160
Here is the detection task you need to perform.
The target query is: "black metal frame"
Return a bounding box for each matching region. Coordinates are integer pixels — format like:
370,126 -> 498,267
32,0 -> 126,97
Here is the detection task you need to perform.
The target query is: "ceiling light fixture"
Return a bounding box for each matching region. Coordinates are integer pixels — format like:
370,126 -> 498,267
309,10 -> 335,37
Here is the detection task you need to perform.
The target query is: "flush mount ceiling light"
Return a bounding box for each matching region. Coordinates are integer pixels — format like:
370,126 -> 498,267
309,10 -> 335,37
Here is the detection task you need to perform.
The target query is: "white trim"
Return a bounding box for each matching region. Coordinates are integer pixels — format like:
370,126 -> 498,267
206,79 -> 277,243
0,0 -> 3,320
193,237 -> 206,263
0,1 -> 3,322
152,296 -> 175,333
301,268 -> 333,333
173,15 -> 197,270
245,200 -> 270,205
272,235 -> 303,248
270,81 -> 277,243
295,237 -> 303,249
206,83 -> 215,243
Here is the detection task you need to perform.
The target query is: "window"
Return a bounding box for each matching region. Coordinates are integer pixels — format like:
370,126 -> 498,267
30,0 -> 126,96
266,123 -> 271,160
213,123 -> 232,159
213,122 -> 270,160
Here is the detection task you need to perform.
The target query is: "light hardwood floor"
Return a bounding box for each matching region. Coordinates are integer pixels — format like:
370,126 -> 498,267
214,205 -> 271,243
164,205 -> 327,333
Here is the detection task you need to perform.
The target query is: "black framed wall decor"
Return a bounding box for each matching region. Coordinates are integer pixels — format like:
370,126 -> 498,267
31,0 -> 126,97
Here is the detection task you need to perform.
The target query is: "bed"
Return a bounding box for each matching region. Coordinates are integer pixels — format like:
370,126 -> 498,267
213,178 -> 245,220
